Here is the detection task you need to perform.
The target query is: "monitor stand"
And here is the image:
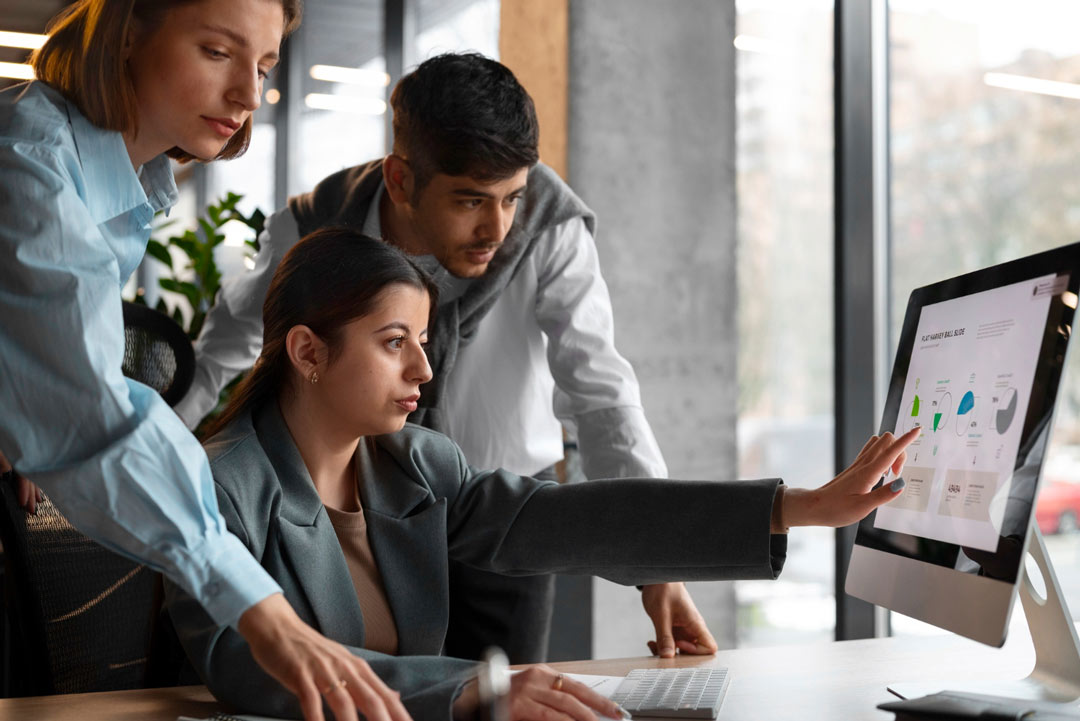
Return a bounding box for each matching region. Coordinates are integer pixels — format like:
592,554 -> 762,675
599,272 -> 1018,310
888,525 -> 1080,703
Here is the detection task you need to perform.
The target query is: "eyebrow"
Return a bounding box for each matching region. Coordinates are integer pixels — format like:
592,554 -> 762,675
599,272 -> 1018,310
374,322 -> 429,337
201,24 -> 280,63
450,183 -> 528,199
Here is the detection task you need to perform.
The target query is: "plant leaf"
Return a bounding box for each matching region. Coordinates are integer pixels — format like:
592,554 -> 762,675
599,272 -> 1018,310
145,239 -> 173,269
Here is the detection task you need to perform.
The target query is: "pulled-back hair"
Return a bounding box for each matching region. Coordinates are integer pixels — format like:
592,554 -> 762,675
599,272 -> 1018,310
31,0 -> 302,163
390,52 -> 539,192
205,228 -> 437,437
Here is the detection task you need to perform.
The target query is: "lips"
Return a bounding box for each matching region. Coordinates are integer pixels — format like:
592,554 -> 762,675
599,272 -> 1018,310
203,116 -> 242,138
465,246 -> 499,264
395,394 -> 420,413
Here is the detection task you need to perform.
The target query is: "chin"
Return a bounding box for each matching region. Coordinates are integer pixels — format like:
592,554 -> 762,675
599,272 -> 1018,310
447,262 -> 491,279
180,138 -> 229,161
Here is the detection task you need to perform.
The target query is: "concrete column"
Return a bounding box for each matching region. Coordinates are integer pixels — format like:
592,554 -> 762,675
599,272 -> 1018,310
567,0 -> 739,656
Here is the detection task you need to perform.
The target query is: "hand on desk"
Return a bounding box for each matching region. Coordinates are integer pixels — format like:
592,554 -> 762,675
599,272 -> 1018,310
453,665 -> 626,721
640,583 -> 717,658
780,427 -> 920,531
238,593 -> 413,721
0,450 -> 41,514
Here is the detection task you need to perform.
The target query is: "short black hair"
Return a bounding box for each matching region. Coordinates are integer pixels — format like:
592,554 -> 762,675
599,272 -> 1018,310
390,52 -> 539,191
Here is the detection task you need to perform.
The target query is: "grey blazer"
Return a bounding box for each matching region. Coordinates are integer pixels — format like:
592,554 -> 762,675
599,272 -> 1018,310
164,403 -> 787,720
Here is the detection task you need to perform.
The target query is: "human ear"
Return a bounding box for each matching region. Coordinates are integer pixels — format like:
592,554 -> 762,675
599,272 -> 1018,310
382,154 -> 415,207
122,17 -> 143,61
285,325 -> 327,383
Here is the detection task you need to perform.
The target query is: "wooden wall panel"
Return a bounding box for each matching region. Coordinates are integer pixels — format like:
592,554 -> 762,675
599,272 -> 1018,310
499,0 -> 569,180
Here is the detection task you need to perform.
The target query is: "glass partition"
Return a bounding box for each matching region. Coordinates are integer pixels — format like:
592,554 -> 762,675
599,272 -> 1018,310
735,0 -> 836,646
888,0 -> 1080,635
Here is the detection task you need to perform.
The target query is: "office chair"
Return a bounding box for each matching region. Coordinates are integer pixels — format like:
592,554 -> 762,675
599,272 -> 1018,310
0,301 -> 195,696
121,300 -> 196,407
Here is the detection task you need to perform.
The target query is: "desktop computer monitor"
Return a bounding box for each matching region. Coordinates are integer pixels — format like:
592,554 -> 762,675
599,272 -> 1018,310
845,241 -> 1080,701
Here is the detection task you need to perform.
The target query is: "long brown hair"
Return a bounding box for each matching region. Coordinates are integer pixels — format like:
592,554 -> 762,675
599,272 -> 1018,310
31,0 -> 302,163
204,228 -> 438,438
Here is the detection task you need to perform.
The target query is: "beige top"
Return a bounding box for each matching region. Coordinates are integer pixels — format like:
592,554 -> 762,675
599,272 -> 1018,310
324,493 -> 399,656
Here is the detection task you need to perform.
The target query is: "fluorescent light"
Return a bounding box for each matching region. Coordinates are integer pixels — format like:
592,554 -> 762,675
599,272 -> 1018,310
304,93 -> 386,115
309,64 -> 390,87
0,31 -> 47,50
0,61 -> 34,80
733,35 -> 777,54
984,72 -> 1080,101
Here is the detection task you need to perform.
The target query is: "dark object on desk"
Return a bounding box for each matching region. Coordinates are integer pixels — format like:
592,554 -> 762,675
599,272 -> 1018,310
121,300 -> 196,406
879,691 -> 1080,720
0,303 -> 194,695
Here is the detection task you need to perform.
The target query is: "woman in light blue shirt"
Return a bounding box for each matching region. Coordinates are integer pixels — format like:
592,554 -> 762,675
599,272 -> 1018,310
0,3 -> 409,720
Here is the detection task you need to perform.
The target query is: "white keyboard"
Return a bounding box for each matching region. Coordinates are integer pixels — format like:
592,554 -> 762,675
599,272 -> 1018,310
610,668 -> 731,719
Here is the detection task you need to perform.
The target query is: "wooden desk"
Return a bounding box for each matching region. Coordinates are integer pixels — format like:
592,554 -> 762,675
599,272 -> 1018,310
0,631 -> 1037,721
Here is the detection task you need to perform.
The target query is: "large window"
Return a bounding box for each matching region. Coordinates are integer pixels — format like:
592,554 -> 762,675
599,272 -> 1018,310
296,1 -> 387,194
888,0 -> 1080,635
735,0 -> 836,646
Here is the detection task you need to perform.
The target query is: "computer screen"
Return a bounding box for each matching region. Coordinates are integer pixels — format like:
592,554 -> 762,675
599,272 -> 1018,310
846,242 -> 1080,648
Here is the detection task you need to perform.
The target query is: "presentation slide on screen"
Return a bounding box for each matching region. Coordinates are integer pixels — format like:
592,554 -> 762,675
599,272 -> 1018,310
873,273 -> 1065,551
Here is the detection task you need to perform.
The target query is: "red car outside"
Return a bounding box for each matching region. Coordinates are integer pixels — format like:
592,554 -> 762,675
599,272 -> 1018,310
1035,479 -> 1080,535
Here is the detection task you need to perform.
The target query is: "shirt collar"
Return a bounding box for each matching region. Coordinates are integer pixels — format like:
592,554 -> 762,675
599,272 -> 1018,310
66,98 -> 178,223
360,182 -> 384,239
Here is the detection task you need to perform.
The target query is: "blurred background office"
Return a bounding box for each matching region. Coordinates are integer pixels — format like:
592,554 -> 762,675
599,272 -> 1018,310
4,0 -> 1080,663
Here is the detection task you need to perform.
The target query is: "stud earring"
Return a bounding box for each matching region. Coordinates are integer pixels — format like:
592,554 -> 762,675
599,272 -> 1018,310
309,370 -> 319,384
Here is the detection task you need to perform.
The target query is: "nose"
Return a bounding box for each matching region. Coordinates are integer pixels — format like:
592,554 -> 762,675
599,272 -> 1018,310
478,204 -> 514,244
227,65 -> 262,112
409,341 -> 433,385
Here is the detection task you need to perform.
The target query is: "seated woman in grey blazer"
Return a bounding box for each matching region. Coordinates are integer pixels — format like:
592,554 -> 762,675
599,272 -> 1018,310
164,228 -> 917,721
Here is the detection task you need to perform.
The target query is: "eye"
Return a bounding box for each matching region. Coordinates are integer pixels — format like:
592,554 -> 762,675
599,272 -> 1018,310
203,46 -> 228,60
459,199 -> 483,209
387,336 -> 406,350
506,195 -> 522,206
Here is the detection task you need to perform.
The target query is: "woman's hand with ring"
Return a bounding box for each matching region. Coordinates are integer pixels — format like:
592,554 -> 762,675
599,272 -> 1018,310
507,665 -> 628,721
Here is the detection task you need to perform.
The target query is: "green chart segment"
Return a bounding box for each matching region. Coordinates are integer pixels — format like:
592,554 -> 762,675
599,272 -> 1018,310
931,391 -> 952,433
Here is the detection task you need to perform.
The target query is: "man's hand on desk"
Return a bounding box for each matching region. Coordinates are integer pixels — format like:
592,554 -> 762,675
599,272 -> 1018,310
238,593 -> 412,721
0,450 -> 42,514
641,583 -> 718,658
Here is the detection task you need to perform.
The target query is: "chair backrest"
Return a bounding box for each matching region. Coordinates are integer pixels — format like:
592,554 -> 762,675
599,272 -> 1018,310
121,301 -> 196,406
0,479 -> 158,695
0,303 -> 194,696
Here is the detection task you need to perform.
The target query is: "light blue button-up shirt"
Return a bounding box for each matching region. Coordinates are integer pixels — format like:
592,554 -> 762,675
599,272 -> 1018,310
0,81 -> 281,627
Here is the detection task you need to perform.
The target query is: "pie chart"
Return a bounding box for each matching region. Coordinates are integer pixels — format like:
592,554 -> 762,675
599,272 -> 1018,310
932,392 -> 952,433
955,391 -> 976,436
995,388 -> 1017,435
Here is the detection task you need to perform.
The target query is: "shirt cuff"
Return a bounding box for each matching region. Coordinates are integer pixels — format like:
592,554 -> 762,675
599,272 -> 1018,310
171,529 -> 282,628
771,483 -> 788,534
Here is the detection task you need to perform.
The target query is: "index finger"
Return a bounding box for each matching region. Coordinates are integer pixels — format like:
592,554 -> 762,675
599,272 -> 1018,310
869,427 -> 921,474
350,658 -> 411,721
